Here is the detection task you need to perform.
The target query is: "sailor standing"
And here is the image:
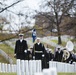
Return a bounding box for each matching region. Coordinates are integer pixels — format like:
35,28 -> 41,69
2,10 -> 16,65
14,33 -> 28,60
32,38 -> 46,69
54,47 -> 63,62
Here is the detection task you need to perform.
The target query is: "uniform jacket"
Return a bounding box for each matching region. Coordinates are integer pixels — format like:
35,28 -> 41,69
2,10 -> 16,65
54,50 -> 63,62
32,43 -> 45,60
14,39 -> 28,60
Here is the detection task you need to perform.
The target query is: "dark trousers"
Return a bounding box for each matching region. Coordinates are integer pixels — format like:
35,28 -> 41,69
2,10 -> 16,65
16,53 -> 28,60
32,36 -> 36,43
35,53 -> 47,69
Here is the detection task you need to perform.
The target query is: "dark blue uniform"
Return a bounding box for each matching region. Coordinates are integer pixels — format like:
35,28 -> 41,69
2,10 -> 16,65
54,49 -> 63,62
14,40 -> 28,60
32,43 -> 45,60
32,43 -> 46,69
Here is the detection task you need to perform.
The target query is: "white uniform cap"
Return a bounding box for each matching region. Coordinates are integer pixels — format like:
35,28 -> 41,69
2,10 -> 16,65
57,45 -> 61,49
36,37 -> 40,40
19,33 -> 24,36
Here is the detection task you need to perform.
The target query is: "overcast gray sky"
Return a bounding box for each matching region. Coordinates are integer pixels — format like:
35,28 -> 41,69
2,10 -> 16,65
0,0 -> 42,31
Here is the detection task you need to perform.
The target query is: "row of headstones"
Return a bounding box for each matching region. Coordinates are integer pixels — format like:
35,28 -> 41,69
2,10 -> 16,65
16,59 -> 42,75
49,61 -> 76,72
16,59 -> 57,75
0,63 -> 16,73
34,68 -> 57,75
17,60 -> 57,75
0,60 -> 76,75
16,60 -> 76,75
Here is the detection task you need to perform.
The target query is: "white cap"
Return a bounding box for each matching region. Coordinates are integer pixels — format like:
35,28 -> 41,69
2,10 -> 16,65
57,45 -> 61,49
36,37 -> 40,39
19,33 -> 24,36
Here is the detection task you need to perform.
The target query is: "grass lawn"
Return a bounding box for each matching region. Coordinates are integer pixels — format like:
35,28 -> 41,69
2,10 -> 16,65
58,73 -> 76,75
0,73 -> 16,75
0,44 -> 16,64
0,73 -> 76,75
0,55 -> 8,63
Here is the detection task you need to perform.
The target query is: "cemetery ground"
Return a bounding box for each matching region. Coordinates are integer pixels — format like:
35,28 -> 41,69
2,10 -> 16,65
0,36 -> 76,75
0,36 -> 76,63
0,73 -> 76,75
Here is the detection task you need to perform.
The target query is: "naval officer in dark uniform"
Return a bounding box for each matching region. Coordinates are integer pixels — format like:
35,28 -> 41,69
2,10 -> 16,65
54,47 -> 63,62
32,38 -> 46,69
14,33 -> 28,60
32,38 -> 45,60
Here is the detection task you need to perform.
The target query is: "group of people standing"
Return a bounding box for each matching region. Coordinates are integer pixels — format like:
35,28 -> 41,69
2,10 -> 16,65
14,32 -> 64,68
14,29 -> 76,69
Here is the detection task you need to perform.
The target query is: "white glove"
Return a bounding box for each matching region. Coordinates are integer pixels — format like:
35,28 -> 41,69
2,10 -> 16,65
14,54 -> 16,58
42,54 -> 45,57
24,50 -> 27,53
33,56 -> 35,59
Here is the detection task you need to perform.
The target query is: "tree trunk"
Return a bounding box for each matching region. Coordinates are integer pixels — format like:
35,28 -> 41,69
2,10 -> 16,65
55,12 -> 62,44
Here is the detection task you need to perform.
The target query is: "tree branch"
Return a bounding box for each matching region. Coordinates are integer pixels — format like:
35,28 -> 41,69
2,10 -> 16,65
0,0 -> 24,13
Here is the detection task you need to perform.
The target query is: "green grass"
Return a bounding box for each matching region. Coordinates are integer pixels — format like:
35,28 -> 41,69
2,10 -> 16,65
58,73 -> 76,75
51,40 -> 66,47
0,73 -> 76,75
0,44 -> 16,64
0,73 -> 16,75
0,55 -> 8,63
51,40 -> 58,43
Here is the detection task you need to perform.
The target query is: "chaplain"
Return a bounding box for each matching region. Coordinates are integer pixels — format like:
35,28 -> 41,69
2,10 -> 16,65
14,33 -> 28,60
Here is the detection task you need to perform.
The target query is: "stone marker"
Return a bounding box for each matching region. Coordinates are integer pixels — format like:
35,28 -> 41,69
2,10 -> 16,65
43,68 -> 57,75
17,59 -> 21,75
34,72 -> 43,75
25,60 -> 29,75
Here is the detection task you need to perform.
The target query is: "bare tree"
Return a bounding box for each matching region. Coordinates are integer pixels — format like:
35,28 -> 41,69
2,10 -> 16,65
38,0 -> 75,44
0,0 -> 24,13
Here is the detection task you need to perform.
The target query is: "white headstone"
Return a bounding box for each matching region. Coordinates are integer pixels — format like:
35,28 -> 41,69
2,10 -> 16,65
49,61 -> 52,68
43,69 -> 50,75
1,63 -> 5,72
29,60 -> 33,75
14,64 -> 16,72
25,60 -> 29,75
36,60 -> 40,72
8,64 -> 11,72
11,64 -> 14,72
34,72 -> 43,75
32,60 -> 37,74
39,60 -> 42,72
17,59 -> 21,75
74,63 -> 76,72
21,60 -> 25,75
0,63 -> 2,72
49,68 -> 57,75
5,64 -> 7,72
43,68 -> 57,75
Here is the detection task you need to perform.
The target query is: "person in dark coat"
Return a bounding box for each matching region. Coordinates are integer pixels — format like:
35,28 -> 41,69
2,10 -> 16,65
14,34 -> 28,60
45,48 -> 54,68
32,37 -> 46,69
54,47 -> 63,62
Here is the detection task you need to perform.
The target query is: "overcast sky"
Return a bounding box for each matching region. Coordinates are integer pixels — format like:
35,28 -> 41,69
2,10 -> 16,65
0,0 -> 42,31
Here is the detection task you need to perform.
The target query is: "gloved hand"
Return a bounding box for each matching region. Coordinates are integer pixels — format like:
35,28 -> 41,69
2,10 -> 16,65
24,50 -> 27,53
33,56 -> 35,60
42,54 -> 45,57
14,54 -> 16,58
